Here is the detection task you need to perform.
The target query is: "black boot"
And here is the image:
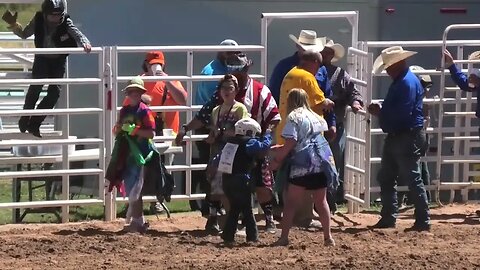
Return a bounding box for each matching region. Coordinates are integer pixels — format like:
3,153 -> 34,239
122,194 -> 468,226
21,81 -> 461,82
205,215 -> 221,235
18,116 -> 29,133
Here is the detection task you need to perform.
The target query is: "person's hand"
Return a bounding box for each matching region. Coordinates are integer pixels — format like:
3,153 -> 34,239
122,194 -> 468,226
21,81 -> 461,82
121,123 -> 137,135
321,98 -> 335,112
2,10 -> 17,26
351,101 -> 363,114
205,133 -> 215,144
367,103 -> 381,116
83,43 -> 92,53
443,49 -> 454,67
324,126 -> 337,141
174,130 -> 186,146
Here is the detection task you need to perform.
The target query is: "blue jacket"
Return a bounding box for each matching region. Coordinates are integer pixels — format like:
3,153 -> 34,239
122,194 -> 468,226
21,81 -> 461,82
380,68 -> 424,133
269,52 -> 336,127
448,64 -> 480,118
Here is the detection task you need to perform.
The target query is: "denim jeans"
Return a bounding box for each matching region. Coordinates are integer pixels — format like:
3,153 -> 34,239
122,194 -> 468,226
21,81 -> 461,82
377,128 -> 430,225
23,56 -> 67,129
327,122 -> 346,211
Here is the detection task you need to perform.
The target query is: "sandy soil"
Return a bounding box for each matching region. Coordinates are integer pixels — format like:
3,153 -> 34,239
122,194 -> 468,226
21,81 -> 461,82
1,204 -> 480,270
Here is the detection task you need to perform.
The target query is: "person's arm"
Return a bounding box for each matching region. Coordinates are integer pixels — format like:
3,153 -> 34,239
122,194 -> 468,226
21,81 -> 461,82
268,62 -> 285,102
165,80 -> 187,105
195,91 -> 220,125
8,16 -> 35,39
245,132 -> 273,156
448,64 -> 474,92
65,18 -> 91,52
342,70 -> 364,107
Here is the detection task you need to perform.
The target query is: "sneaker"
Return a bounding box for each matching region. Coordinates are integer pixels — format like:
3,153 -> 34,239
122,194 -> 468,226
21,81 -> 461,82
370,219 -> 396,229
404,222 -> 431,232
124,222 -> 149,234
205,216 -> 221,235
150,202 -> 165,215
265,221 -> 277,234
324,238 -> 336,247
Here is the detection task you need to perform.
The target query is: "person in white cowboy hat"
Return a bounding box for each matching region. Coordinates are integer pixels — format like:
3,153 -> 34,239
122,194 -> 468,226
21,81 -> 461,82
269,30 -> 328,99
320,37 -> 364,214
367,46 -> 430,231
397,65 -> 433,209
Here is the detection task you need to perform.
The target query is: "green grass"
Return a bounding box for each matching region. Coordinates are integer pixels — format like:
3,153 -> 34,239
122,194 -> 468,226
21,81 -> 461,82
0,179 -> 192,225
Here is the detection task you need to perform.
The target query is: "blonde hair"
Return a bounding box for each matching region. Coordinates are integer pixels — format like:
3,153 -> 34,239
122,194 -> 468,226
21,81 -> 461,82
286,88 -> 314,114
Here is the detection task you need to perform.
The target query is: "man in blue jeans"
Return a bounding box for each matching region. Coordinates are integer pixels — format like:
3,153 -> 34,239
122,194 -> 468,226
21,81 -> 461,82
368,46 -> 430,231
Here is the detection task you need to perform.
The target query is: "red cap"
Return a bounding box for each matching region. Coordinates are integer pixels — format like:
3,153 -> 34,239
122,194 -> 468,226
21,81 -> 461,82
145,51 -> 165,65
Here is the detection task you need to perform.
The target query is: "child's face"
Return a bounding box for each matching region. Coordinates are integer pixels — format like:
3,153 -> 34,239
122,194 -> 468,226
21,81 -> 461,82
46,13 -> 63,24
126,88 -> 144,105
219,81 -> 237,102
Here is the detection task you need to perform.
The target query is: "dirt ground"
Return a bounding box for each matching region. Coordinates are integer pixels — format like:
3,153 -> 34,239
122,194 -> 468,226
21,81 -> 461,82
1,204 -> 480,270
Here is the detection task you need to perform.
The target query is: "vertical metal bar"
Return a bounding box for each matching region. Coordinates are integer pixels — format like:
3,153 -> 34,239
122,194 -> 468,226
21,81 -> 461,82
98,48 -> 106,205
61,55 -> 71,223
185,51 -> 194,197
260,16 -> 269,85
104,47 -> 114,221
110,46 -> 119,220
364,44 -> 373,210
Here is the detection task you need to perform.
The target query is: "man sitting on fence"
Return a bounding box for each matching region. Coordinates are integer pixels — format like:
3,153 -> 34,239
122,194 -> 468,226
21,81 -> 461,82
2,0 -> 91,137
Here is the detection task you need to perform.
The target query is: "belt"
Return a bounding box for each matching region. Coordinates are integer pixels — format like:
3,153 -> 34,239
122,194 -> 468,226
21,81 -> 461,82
388,127 -> 423,136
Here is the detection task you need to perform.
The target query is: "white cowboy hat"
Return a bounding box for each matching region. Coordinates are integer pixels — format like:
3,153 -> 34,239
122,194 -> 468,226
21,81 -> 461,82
323,38 -> 345,62
289,30 -> 325,52
409,65 -> 432,84
373,46 -> 417,74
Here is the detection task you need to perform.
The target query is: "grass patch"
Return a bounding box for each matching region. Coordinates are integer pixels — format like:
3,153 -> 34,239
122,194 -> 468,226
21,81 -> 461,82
0,179 -> 192,225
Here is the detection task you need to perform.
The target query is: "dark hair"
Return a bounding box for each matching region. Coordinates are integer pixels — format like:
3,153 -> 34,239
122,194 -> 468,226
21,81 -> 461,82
216,74 -> 239,91
142,60 -> 148,73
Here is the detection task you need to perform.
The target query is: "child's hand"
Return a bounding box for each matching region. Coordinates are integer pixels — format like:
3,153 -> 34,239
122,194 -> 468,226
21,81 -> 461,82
83,43 -> 92,53
205,133 -> 215,144
2,10 -> 17,26
121,123 -> 138,135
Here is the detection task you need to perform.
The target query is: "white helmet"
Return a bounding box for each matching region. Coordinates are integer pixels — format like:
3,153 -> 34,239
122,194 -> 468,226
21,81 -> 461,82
235,118 -> 261,136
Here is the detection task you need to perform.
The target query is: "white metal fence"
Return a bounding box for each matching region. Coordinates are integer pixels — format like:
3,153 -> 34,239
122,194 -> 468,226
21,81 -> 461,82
1,17 -> 480,222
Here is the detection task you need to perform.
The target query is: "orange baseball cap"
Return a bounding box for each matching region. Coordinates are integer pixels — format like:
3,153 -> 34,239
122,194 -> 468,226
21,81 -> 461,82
145,51 -> 165,65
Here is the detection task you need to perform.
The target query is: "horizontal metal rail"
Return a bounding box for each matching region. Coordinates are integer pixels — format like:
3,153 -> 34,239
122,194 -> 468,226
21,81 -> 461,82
0,108 -> 103,116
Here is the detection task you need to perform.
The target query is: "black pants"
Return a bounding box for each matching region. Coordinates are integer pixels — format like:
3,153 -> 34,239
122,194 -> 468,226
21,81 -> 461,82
222,174 -> 258,242
22,56 -> 66,129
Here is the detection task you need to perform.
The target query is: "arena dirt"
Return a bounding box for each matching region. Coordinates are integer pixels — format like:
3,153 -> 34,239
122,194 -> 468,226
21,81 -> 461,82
1,204 -> 479,270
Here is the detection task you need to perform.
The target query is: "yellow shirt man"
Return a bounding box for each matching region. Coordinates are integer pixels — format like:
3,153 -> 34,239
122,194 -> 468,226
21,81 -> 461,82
276,66 -> 326,144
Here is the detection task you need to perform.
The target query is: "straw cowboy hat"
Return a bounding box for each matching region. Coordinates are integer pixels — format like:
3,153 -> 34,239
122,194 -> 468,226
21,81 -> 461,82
323,38 -> 345,62
289,30 -> 326,52
123,76 -> 147,93
373,46 -> 417,74
409,65 -> 432,84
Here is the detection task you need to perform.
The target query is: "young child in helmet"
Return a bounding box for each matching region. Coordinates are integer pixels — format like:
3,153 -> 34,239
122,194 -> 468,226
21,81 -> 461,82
218,117 -> 273,244
2,0 -> 91,137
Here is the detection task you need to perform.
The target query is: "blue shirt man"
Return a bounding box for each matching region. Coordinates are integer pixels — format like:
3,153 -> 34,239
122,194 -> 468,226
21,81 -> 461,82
368,46 -> 430,232
379,68 -> 424,133
195,39 -> 239,105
